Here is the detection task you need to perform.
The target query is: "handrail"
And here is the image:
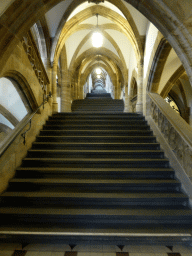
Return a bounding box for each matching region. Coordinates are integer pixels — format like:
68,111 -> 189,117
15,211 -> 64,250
0,92 -> 52,156
21,92 -> 52,145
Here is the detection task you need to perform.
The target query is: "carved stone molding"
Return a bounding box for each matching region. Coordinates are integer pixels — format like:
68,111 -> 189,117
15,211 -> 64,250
22,31 -> 50,94
149,97 -> 192,178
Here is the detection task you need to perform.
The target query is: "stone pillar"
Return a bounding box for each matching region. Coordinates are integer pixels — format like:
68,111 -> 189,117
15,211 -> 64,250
74,82 -> 77,99
44,58 -> 53,106
87,78 -> 89,93
117,81 -> 121,99
124,82 -> 132,112
52,61 -> 58,113
111,79 -> 117,99
136,60 -> 144,113
79,83 -> 84,99
61,70 -> 71,112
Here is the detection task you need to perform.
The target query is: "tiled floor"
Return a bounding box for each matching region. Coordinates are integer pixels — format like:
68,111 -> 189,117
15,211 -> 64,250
0,244 -> 192,256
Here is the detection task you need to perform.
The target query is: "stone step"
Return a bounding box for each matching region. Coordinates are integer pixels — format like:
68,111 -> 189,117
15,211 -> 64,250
8,179 -> 180,193
27,149 -> 164,159
52,112 -> 140,117
36,135 -> 157,143
49,115 -> 145,120
46,120 -> 148,125
72,110 -> 123,113
15,167 -> 175,179
32,142 -> 160,150
0,192 -> 187,207
71,103 -> 124,106
70,102 -> 124,105
0,208 -> 191,227
72,99 -> 122,102
86,93 -> 112,97
43,124 -> 150,130
71,108 -> 124,111
39,130 -> 153,137
21,158 -> 170,168
71,106 -> 124,108
0,226 -> 191,245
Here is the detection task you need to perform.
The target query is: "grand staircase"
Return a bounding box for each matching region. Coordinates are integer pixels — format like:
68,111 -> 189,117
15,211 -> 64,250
0,91 -> 192,245
71,90 -> 124,112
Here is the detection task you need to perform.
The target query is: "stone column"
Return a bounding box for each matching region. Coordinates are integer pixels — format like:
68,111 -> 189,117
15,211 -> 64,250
136,59 -> 144,113
52,61 -> 58,113
117,81 -> 121,99
124,84 -> 132,112
111,79 -> 117,99
79,82 -> 84,99
87,78 -> 90,93
61,70 -> 71,112
74,82 -> 77,99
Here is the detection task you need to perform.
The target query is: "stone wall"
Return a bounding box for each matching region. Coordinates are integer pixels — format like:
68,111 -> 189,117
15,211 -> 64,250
0,38 -> 52,194
0,103 -> 51,194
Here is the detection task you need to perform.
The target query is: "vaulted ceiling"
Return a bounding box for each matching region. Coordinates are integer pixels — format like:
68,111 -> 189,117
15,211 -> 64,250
28,0 -> 150,92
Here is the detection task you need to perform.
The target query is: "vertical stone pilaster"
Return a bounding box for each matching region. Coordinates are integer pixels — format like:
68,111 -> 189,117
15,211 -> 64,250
74,82 -> 77,99
61,69 -> 72,112
117,81 -> 121,99
79,82 -> 84,99
136,59 -> 144,113
87,77 -> 90,93
124,95 -> 132,112
52,61 -> 58,113
111,79 -> 117,99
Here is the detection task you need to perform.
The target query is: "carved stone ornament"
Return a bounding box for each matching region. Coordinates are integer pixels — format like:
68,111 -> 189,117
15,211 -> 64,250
88,0 -> 104,4
22,32 -> 49,92
149,96 -> 192,178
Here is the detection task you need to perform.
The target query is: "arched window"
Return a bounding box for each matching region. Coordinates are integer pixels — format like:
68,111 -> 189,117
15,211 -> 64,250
0,77 -> 31,142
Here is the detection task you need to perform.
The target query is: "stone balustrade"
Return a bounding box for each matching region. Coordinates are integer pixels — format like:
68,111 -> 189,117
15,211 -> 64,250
147,93 -> 192,179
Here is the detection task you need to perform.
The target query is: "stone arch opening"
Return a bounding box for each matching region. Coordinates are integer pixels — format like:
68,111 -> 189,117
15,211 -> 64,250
147,38 -> 172,93
0,76 -> 33,142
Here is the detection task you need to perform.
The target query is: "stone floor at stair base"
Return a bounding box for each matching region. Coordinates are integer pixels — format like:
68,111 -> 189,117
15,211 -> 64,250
0,243 -> 191,256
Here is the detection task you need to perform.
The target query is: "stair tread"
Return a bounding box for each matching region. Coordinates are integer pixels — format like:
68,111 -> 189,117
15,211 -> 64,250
45,124 -> 149,126
0,207 -> 190,217
16,167 -> 173,171
37,135 -> 155,138
10,179 -> 179,184
28,149 -> 163,153
33,142 -> 158,145
0,227 -> 191,235
2,192 -> 186,198
52,112 -> 139,116
41,130 -> 151,132
23,158 -> 169,162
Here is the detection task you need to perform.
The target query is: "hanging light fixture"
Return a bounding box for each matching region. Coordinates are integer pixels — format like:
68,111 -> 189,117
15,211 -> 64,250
92,14 -> 103,48
96,68 -> 102,75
